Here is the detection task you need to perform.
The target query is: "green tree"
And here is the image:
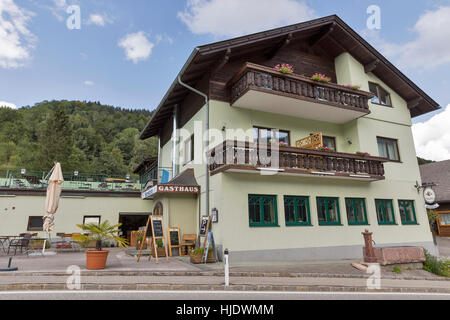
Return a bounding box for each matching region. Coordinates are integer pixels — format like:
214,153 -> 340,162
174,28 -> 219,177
37,104 -> 74,170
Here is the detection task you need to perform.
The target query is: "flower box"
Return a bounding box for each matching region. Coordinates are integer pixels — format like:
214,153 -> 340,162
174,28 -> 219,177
189,249 -> 216,264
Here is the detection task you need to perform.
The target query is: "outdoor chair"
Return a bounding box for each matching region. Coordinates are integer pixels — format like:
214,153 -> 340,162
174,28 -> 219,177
180,234 -> 197,256
8,233 -> 32,256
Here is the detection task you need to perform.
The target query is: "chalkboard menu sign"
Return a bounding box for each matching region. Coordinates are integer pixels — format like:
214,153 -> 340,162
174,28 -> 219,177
169,228 -> 180,246
145,222 -> 153,237
199,216 -> 210,237
152,217 -> 164,238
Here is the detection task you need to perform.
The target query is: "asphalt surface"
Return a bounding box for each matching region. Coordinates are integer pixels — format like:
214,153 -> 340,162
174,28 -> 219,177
0,290 -> 449,300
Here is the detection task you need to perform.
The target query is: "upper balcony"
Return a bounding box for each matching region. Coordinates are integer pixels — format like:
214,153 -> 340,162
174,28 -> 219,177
227,63 -> 374,124
207,140 -> 387,182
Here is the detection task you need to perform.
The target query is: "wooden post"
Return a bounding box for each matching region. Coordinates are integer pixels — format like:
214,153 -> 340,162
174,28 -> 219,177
137,215 -> 151,263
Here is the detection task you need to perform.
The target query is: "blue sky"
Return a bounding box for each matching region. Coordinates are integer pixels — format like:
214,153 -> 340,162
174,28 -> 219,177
2,0 -> 450,160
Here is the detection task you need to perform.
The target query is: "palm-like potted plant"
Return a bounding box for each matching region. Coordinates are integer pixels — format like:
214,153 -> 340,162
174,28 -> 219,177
73,221 -> 129,270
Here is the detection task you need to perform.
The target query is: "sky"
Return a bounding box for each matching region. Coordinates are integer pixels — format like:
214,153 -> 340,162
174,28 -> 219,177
1,0 -> 450,161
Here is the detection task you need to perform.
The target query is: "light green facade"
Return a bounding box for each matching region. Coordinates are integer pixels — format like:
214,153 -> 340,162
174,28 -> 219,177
158,51 -> 436,260
0,194 -> 152,238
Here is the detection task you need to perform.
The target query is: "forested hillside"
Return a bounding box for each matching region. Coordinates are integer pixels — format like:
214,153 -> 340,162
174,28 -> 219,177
0,100 -> 157,175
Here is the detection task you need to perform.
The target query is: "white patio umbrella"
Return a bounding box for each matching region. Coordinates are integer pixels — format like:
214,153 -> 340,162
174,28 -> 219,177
41,163 -> 64,255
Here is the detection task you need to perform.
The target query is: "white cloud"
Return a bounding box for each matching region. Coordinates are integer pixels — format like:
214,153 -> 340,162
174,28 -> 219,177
363,6 -> 450,70
86,13 -> 113,27
156,33 -> 174,44
413,105 -> 450,161
84,80 -> 94,86
0,0 -> 36,68
0,101 -> 17,109
118,32 -> 154,64
177,0 -> 316,38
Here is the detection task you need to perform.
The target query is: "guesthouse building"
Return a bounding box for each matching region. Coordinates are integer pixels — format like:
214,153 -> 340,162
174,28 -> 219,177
137,15 -> 440,260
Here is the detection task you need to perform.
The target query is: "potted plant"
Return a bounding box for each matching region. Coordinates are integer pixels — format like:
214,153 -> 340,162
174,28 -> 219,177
356,151 -> 371,157
318,146 -> 334,152
342,84 -> 361,90
73,221 -> 128,270
135,231 -> 147,250
189,247 -> 215,264
273,64 -> 294,74
311,73 -> 331,83
151,239 -> 166,257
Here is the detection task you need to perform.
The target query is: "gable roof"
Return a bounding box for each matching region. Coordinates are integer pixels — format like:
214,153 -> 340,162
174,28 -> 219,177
140,15 -> 440,140
420,160 -> 450,203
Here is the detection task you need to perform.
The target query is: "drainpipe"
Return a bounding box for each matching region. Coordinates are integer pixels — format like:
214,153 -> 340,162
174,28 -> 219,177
177,76 -> 210,219
172,105 -> 179,179
157,132 -> 161,183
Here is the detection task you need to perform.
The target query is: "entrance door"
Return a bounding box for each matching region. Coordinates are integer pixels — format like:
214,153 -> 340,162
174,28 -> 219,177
119,213 -> 151,244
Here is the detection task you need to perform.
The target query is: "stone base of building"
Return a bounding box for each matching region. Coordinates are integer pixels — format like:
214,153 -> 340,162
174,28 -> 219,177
226,241 -> 438,262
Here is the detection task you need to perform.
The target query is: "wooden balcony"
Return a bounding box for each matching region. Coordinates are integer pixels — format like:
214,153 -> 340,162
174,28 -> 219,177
227,63 -> 374,124
207,141 -> 387,181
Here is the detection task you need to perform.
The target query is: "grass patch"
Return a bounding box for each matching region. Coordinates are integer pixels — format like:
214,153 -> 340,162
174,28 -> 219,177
423,250 -> 449,277
393,266 -> 402,274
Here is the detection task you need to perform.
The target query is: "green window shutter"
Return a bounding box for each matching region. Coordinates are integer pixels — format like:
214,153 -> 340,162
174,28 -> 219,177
284,196 -> 311,226
345,198 -> 368,225
375,199 -> 396,225
398,200 -> 418,225
248,195 -> 278,227
317,197 -> 341,226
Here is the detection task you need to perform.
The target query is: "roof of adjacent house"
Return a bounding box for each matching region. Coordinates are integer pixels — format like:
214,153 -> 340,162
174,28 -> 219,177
420,160 -> 450,203
168,169 -> 199,186
140,14 -> 440,140
133,157 -> 157,174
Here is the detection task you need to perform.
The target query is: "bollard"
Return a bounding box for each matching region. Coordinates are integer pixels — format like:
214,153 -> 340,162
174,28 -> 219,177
224,248 -> 229,287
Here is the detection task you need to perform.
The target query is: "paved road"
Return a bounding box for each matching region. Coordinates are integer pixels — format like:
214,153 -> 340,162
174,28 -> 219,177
1,290 -> 449,300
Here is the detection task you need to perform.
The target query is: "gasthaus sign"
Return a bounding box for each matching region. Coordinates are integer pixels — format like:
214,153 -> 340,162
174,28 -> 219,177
141,185 -> 200,199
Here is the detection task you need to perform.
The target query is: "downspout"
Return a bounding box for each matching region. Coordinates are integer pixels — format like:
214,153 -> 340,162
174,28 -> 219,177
177,76 -> 210,219
157,131 -> 161,183
172,105 -> 179,179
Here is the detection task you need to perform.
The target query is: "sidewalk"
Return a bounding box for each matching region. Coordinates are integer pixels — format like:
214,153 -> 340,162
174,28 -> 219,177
0,248 -> 449,293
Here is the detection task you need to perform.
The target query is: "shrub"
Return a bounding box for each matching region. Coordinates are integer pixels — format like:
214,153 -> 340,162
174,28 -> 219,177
393,266 -> 402,274
423,250 -> 449,277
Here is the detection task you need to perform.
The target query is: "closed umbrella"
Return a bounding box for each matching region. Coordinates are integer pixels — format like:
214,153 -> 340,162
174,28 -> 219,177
42,163 -> 64,255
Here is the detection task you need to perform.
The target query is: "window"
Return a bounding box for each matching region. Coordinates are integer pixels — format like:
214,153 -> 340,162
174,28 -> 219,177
253,127 -> 290,147
184,134 -> 194,164
284,196 -> 311,226
377,137 -> 400,161
323,136 -> 337,151
83,216 -> 101,225
27,216 -> 44,231
317,197 -> 341,226
345,198 -> 368,225
375,199 -> 396,225
441,213 -> 450,226
398,200 -> 417,225
369,82 -> 392,106
248,195 -> 278,227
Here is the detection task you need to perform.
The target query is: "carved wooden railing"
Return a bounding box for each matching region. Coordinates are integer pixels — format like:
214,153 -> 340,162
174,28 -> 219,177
207,140 -> 387,179
296,132 -> 323,149
227,63 -> 374,112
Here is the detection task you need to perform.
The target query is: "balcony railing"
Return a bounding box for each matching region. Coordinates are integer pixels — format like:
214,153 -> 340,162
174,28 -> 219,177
207,141 -> 387,180
0,170 -> 142,192
227,63 -> 373,113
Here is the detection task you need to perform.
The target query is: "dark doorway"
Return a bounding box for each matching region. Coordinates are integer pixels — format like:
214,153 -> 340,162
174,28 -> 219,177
119,213 -> 150,243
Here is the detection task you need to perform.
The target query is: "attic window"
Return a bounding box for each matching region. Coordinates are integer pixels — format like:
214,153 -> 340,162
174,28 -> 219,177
369,82 -> 392,107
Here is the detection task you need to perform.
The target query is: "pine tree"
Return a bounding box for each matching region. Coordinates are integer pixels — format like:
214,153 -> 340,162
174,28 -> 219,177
37,104 -> 74,171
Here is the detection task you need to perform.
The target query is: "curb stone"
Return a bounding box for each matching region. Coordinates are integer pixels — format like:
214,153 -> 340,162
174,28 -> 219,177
0,271 -> 447,281
0,283 -> 449,293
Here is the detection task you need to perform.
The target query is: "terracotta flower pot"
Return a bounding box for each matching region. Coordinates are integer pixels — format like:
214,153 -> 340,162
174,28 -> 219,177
86,250 -> 109,270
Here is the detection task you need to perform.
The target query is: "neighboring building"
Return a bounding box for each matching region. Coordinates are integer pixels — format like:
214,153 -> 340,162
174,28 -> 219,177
0,170 -> 152,241
138,15 -> 440,260
420,160 -> 450,237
